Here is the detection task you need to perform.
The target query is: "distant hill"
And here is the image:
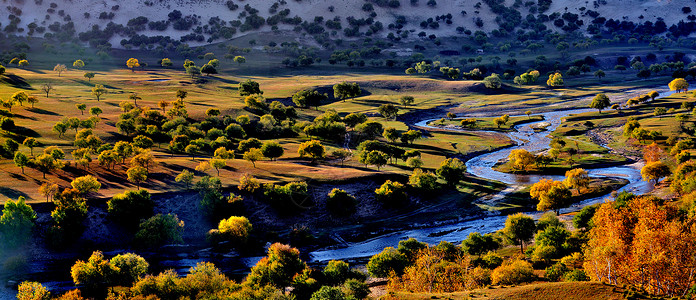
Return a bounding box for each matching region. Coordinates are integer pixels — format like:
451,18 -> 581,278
3,0 -> 696,49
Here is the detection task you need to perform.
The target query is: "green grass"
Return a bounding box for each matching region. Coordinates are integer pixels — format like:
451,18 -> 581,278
428,115 -> 544,132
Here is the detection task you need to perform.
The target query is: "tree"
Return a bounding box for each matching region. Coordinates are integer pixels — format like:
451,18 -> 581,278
594,69 -> 605,79
110,253 -> 149,286
333,82 -> 361,102
233,56 -> 246,65
14,152 -> 29,174
200,64 -> 217,76
11,91 -> 28,107
33,153 -> 64,179
40,83 -> 54,98
243,148 -> 264,167
378,104 -> 399,120
134,214 -> 184,247
502,213 -> 536,253
367,247 -> 408,277
107,189 -> 153,222
17,282 -> 50,300
590,93 -> 611,113
0,196 -> 36,247
160,58 -> 173,67
175,170 -> 194,189
22,137 -> 39,156
436,158 -> 467,185
409,168 -> 438,191
564,168 -> 589,193
362,150 -> 388,170
546,72 -> 564,87
462,232 -> 500,255
648,90 -> 659,101
239,79 -> 262,96
92,84 -> 107,101
82,72 -> 96,82
76,103 -> 87,115
245,243 -> 307,288
185,65 -> 201,79
127,166 -> 148,189
400,95 -> 415,106
531,179 -> 572,214
209,216 -> 252,244
298,140 -> 325,161
292,89 -> 327,109
508,149 -> 535,172
327,188 -> 357,215
401,129 -> 422,144
71,175 -> 101,194
73,60 -> 85,69
375,180 -> 407,204
54,64 -> 67,76
261,141 -> 284,161
483,73 -> 502,89
383,127 -> 401,143
641,161 -> 670,183
89,107 -> 103,118
669,78 -> 689,93
126,58 -> 140,72
38,182 -> 59,202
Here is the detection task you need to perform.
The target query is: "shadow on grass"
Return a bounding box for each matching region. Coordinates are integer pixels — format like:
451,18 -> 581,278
27,107 -> 60,116
2,74 -> 33,90
0,186 -> 29,199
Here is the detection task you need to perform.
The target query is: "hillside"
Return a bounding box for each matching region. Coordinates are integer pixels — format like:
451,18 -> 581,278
3,0 -> 696,49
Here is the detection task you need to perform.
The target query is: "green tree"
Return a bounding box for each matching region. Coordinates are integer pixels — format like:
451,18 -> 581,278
110,253 -> 149,286
208,216 -> 252,244
33,153 -> 64,179
160,58 -> 173,67
186,65 -> 201,79
14,152 -> 29,173
71,175 -> 101,194
73,59 -> 85,69
594,69 -> 605,79
400,95 -> 415,105
76,103 -> 87,115
107,189 -> 153,223
127,166 -> 148,189
502,213 -> 536,253
245,243 -> 307,288
200,64 -> 217,76
366,247 -> 408,277
0,196 -> 36,247
261,141 -> 284,161
292,89 -> 327,109
436,158 -> 467,185
378,104 -> 399,119
134,214 -> 184,247
239,79 -> 262,96
383,127 -> 401,143
243,148 -> 264,167
641,161 -> 671,183
408,168 -> 438,191
327,188 -> 357,215
333,82 -> 361,102
11,91 -> 28,107
361,150 -> 388,170
175,170 -> 194,189
375,180 -> 407,204
92,84 -> 107,101
233,56 -> 246,65
590,93 -> 611,113
298,140 -> 325,161
483,73 -> 502,89
83,72 -> 95,82
546,72 -> 564,87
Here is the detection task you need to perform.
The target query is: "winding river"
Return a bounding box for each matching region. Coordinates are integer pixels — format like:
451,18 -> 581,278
308,89 -> 675,262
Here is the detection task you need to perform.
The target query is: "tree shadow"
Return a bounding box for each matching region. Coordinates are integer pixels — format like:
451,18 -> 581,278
1,74 -> 33,90
27,107 -> 60,116
0,187 -> 29,199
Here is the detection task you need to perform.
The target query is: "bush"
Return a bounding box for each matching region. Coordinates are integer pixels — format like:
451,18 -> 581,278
563,269 -> 590,281
134,214 -> 184,247
326,188 -> 357,216
107,190 -> 153,225
490,259 -> 534,285
0,196 -> 36,248
408,168 -> 438,191
375,180 -> 408,205
207,216 -> 252,245
366,247 -> 408,277
343,278 -> 369,299
544,262 -> 569,281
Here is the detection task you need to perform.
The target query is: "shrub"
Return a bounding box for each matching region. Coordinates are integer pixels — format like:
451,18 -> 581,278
134,214 -> 184,247
544,262 -> 569,281
107,190 -> 153,225
408,168 -> 438,191
490,259 -> 534,285
375,180 -> 408,205
326,188 -> 357,216
207,216 -> 252,244
563,269 -> 590,281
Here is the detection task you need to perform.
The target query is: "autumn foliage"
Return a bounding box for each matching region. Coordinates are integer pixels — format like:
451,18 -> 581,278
584,195 -> 696,297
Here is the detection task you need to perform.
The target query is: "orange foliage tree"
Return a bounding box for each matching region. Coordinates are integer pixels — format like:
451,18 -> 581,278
584,196 -> 696,296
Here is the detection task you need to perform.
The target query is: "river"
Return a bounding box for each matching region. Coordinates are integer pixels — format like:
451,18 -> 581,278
309,89 -> 675,262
